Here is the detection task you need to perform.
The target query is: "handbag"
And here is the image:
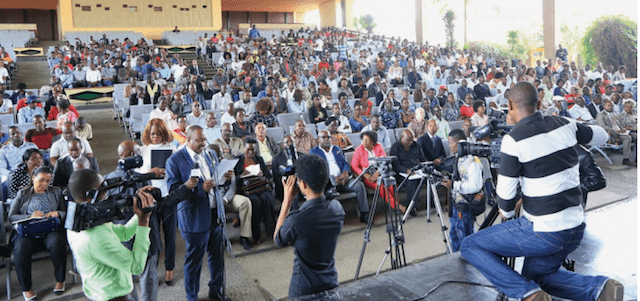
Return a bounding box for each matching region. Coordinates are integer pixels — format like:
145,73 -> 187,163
241,176 -> 272,195
14,217 -> 61,238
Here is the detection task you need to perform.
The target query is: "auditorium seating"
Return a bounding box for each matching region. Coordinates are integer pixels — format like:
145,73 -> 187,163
63,31 -> 152,45
0,30 -> 35,47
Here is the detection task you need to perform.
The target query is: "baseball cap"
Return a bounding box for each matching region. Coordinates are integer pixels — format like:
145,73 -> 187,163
26,95 -> 38,104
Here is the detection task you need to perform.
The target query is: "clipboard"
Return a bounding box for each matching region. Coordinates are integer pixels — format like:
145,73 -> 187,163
151,148 -> 173,169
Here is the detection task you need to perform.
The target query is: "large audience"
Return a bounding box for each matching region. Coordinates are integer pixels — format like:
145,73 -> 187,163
0,25 -> 636,300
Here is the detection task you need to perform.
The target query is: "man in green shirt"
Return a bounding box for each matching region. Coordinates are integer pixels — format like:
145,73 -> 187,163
67,169 -> 155,301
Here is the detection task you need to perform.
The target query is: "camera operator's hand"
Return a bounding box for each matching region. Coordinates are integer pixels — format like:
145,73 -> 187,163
150,167 -> 165,178
203,179 -> 216,192
31,211 -> 44,218
44,211 -> 60,218
369,171 -> 380,183
282,175 -> 299,205
434,158 -> 442,165
441,179 -> 452,190
184,177 -> 198,189
134,186 -> 155,227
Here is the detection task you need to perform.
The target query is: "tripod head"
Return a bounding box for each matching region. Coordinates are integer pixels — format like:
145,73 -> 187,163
411,161 -> 448,182
369,156 -> 397,179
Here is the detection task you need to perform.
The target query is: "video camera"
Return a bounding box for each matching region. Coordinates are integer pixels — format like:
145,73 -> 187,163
463,119 -> 514,169
278,148 -> 340,200
65,155 -> 164,232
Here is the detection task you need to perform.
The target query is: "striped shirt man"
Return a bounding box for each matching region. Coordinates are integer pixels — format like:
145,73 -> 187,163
497,112 -> 608,232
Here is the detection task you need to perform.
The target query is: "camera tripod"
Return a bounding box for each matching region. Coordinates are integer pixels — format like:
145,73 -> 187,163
353,157 -> 408,281
397,163 -> 453,255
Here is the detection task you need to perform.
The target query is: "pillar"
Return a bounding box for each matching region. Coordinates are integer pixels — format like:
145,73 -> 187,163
57,0 -> 74,40
415,0 -> 423,44
319,0 -> 338,29
210,0 -> 223,30
542,0 -> 555,61
343,0 -> 355,30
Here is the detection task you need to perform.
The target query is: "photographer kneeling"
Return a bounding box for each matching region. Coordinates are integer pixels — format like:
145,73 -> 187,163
274,154 -> 345,299
67,169 -> 155,301
440,129 -> 484,252
9,166 -> 66,300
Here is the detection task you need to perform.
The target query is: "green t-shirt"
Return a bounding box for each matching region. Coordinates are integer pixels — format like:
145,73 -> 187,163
67,216 -> 151,301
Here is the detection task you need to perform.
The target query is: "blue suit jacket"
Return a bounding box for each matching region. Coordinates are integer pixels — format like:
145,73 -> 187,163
309,146 -> 350,174
166,147 -> 216,233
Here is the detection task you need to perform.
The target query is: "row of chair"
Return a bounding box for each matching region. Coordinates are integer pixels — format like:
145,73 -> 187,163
0,30 -> 35,48
63,31 -> 153,45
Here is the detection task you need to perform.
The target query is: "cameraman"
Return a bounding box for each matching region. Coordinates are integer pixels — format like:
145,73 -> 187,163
460,82 -> 621,301
274,154 -> 345,298
440,129 -> 483,252
67,169 -> 156,301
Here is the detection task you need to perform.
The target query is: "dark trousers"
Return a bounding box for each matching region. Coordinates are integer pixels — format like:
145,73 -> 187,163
247,191 -> 275,241
180,214 -> 224,301
160,205 -> 176,271
403,179 -> 421,208
13,229 -> 67,291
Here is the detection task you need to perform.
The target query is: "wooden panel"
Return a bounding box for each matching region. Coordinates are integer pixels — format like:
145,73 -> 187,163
0,9 -> 26,23
227,11 -> 245,32
268,12 -> 285,24
0,0 -> 58,10
25,9 -> 54,41
285,12 -> 294,23
248,11 -> 265,24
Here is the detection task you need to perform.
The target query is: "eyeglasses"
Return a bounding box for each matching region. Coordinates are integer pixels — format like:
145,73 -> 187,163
319,135 -> 330,139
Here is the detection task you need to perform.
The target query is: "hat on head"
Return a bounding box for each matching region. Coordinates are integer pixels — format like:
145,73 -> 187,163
439,85 -> 447,90
552,95 -> 564,102
26,95 -> 38,104
237,70 -> 246,76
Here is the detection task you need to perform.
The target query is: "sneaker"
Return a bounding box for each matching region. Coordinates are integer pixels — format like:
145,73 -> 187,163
598,279 -> 624,301
523,291 -> 551,301
622,159 -> 637,167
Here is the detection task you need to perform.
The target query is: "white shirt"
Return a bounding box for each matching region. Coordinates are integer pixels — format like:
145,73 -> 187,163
187,112 -> 206,127
220,112 -> 236,126
0,67 -> 8,84
568,105 -> 594,121
203,126 -> 222,143
314,39 -> 324,52
185,145 -> 215,207
321,146 -> 341,177
212,92 -> 232,111
0,98 -> 12,113
171,65 -> 187,79
51,137 -> 93,159
149,108 -> 172,127
86,69 -> 101,82
235,100 -> 255,116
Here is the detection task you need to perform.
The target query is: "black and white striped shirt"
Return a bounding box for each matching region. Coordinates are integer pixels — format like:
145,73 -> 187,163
497,112 -> 608,232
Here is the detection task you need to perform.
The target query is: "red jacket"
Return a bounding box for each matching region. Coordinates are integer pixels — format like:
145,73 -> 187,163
351,143 -> 386,176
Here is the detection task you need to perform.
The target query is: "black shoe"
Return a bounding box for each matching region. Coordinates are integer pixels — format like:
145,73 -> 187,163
209,292 -> 232,301
165,279 -> 174,286
409,208 -> 418,217
622,159 -> 637,167
240,237 -> 253,251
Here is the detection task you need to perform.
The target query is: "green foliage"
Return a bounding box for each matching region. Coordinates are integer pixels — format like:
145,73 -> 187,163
506,30 -> 519,52
581,15 -> 637,77
357,14 -> 377,34
443,9 -> 457,49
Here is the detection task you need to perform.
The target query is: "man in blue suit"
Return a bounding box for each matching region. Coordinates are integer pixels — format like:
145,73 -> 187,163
166,125 -> 230,301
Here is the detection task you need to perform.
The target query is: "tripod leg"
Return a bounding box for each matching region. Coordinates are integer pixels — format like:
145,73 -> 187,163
430,182 -> 453,254
354,183 -> 382,281
426,181 -> 432,222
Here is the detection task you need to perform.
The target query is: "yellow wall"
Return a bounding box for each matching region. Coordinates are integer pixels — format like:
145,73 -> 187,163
319,0 -> 337,28
344,0 -> 355,30
58,0 -> 223,40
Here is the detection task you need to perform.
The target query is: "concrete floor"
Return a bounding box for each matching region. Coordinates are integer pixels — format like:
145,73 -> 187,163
3,54 -> 638,301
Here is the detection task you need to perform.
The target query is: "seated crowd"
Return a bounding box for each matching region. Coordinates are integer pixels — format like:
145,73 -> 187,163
0,26 -> 635,301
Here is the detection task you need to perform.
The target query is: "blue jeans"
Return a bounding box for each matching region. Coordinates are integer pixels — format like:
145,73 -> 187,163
449,206 -> 474,252
460,217 -> 608,300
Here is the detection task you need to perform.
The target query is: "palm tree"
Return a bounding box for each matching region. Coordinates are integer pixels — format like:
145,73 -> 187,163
358,14 -> 377,34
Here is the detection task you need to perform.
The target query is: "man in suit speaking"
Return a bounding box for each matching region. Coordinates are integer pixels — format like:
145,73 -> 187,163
166,125 -> 231,301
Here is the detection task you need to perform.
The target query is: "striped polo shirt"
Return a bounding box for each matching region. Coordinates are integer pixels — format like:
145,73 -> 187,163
497,112 -> 608,232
